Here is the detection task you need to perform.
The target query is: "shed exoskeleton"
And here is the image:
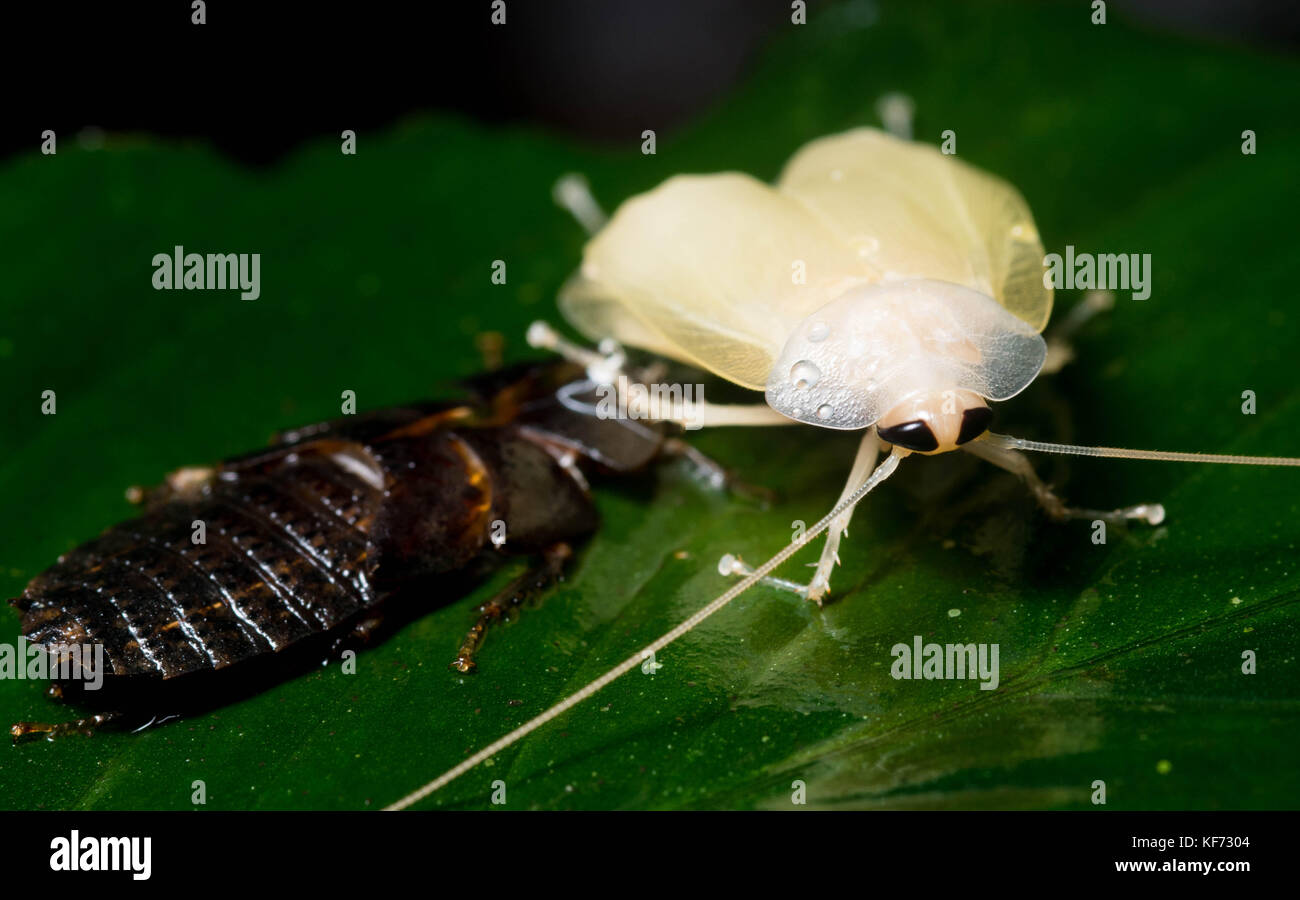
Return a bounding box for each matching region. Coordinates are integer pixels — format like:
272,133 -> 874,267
10,361 -> 726,740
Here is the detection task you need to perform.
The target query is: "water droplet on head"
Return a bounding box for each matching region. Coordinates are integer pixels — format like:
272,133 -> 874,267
816,404 -> 833,421
790,359 -> 821,390
808,321 -> 830,342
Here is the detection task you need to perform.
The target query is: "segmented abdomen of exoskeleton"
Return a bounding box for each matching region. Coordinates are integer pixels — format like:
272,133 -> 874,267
13,438 -> 409,679
14,363 -> 661,682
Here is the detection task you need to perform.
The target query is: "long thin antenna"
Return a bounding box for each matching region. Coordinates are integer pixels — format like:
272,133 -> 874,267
384,448 -> 907,810
982,432 -> 1300,467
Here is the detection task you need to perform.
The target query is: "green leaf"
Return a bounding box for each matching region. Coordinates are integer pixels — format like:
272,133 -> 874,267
1,0 -> 1297,810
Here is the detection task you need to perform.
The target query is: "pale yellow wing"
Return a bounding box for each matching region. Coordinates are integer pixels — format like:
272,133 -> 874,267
559,173 -> 870,390
777,128 -> 1052,332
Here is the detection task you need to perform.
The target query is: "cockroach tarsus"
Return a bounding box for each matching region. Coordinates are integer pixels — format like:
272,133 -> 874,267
10,360 -> 748,741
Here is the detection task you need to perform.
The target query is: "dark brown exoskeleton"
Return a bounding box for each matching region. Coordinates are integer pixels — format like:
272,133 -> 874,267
10,360 -> 731,740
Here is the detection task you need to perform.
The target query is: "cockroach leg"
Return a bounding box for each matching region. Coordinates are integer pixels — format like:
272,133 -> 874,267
622,379 -> 795,428
125,465 -> 217,508
552,172 -> 608,235
449,543 -> 574,674
963,437 -> 1165,525
1043,290 -> 1114,375
324,612 -> 387,663
803,429 -> 883,603
661,437 -> 775,505
717,554 -> 808,596
717,429 -> 883,605
876,92 -> 915,140
527,321 -> 626,385
10,711 -> 120,744
662,438 -> 727,490
350,614 -> 386,644
163,466 -> 217,498
665,400 -> 794,429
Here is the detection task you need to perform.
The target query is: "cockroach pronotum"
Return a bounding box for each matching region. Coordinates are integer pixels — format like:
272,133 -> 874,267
386,120 -> 1299,809
9,360 -> 734,739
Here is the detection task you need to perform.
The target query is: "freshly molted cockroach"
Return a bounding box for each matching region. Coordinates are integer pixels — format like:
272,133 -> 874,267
387,121 -> 1300,809
10,361 -> 723,739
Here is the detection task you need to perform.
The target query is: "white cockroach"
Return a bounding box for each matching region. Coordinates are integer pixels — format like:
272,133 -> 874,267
387,118 -> 1299,810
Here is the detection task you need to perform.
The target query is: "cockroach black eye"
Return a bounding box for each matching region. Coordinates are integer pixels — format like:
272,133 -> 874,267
878,420 -> 939,452
957,406 -> 993,445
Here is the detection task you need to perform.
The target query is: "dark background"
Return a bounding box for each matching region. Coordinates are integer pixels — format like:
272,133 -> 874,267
5,0 -> 1297,166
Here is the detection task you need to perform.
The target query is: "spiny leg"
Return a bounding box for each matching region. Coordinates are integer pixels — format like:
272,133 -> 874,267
1042,290 -> 1114,375
449,543 -> 574,674
719,428 -> 882,605
11,710 -> 120,743
963,437 -> 1164,525
804,429 -> 881,603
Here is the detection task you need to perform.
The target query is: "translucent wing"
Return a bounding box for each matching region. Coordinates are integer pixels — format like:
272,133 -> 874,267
559,173 -> 870,389
777,128 -> 1052,332
560,129 -> 1051,397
